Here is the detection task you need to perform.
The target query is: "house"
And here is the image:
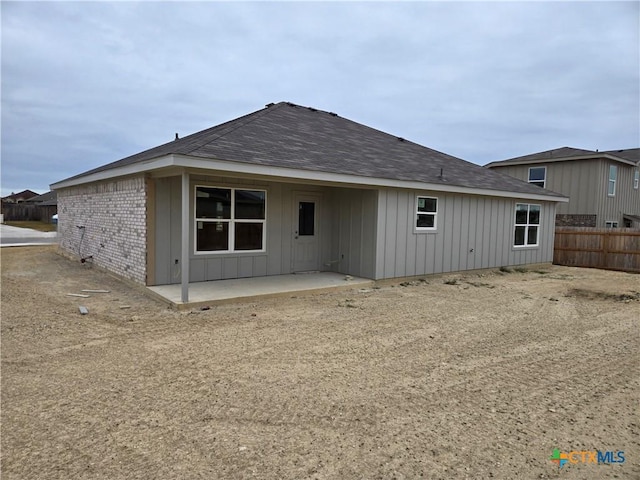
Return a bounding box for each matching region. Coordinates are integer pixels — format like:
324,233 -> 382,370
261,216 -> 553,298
1,189 -> 39,204
24,190 -> 57,206
1,189 -> 54,222
486,147 -> 640,228
51,102 -> 567,302
23,191 -> 58,223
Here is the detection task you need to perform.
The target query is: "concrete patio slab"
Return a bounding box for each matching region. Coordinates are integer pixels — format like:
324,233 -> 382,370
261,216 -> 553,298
147,272 -> 374,308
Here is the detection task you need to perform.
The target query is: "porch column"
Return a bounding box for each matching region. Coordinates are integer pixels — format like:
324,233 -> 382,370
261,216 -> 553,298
181,171 -> 190,303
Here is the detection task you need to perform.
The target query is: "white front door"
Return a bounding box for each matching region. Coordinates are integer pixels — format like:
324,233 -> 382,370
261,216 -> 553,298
293,193 -> 320,272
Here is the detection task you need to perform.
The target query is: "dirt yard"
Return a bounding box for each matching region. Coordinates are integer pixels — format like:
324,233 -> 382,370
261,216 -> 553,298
2,246 -> 638,479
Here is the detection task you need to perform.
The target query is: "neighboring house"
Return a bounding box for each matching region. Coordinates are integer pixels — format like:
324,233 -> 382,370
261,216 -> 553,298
1,189 -> 39,204
1,189 -> 54,222
486,147 -> 640,228
24,191 -> 58,222
52,102 -> 567,301
24,190 -> 58,206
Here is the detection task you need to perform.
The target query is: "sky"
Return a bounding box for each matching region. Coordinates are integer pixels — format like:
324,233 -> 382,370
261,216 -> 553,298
1,1 -> 639,197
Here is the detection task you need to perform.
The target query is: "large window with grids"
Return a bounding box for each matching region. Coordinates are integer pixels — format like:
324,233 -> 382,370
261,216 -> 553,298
195,186 -> 266,253
514,203 -> 540,247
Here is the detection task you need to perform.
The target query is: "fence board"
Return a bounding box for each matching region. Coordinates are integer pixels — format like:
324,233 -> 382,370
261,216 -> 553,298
0,204 -> 57,222
554,227 -> 640,273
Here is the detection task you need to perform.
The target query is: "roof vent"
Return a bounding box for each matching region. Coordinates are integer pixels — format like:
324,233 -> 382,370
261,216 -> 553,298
398,137 -> 405,142
265,103 -> 275,108
329,112 -> 337,117
175,133 -> 179,141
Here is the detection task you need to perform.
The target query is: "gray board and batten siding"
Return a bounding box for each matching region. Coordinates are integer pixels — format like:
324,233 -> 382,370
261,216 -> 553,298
490,160 -> 603,216
486,148 -> 640,228
153,174 -> 556,285
375,189 -> 556,279
153,175 -> 377,285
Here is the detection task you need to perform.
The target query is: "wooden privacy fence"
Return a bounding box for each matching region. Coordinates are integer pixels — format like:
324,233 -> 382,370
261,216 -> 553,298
554,227 -> 640,273
0,203 -> 57,222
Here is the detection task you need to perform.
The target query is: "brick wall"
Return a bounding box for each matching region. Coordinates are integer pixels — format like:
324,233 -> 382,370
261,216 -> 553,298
555,214 -> 597,227
57,177 -> 147,284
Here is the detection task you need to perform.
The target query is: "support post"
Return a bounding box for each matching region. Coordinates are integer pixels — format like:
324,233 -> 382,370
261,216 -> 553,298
181,171 -> 190,303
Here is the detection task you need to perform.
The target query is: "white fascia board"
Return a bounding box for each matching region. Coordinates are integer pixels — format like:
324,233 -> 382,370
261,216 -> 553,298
173,155 -> 568,202
50,156 -> 176,189
51,153 -> 568,203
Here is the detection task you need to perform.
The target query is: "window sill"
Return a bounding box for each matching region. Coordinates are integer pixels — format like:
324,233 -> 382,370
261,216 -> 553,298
194,250 -> 267,257
512,245 -> 539,250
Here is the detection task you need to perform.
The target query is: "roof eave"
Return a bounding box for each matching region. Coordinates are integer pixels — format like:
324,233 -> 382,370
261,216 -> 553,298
486,153 -> 637,168
51,153 -> 568,203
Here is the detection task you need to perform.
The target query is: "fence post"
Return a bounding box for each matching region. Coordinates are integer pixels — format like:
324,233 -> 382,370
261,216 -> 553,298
602,231 -> 609,269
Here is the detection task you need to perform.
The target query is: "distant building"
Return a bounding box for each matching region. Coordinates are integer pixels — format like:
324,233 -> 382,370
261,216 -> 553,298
1,190 -> 57,222
1,189 -> 39,204
24,190 -> 58,207
486,147 -> 640,228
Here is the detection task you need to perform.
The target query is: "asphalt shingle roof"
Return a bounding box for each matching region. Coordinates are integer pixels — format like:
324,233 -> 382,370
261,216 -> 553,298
602,148 -> 640,164
487,146 -> 640,166
58,102 -> 562,198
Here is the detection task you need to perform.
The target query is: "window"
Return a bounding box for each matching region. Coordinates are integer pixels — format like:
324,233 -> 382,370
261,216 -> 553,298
298,202 -> 315,236
605,221 -> 618,228
608,165 -> 617,196
528,166 -> 546,188
195,186 -> 266,253
634,169 -> 639,190
416,196 -> 437,230
514,203 -> 540,247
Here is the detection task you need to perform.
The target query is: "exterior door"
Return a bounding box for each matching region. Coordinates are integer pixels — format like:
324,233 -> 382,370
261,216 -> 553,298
293,193 -> 320,272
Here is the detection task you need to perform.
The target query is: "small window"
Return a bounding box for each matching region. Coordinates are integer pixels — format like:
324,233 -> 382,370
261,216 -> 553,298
605,221 -> 618,228
298,202 -> 315,236
416,196 -> 437,230
634,169 -> 639,190
528,167 -> 546,188
608,165 -> 617,196
514,203 -> 540,247
195,186 -> 266,253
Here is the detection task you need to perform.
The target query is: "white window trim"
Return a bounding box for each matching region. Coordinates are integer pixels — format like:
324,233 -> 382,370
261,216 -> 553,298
608,165 -> 617,197
415,195 -> 438,232
194,185 -> 267,255
634,169 -> 639,190
513,203 -> 541,248
605,221 -> 618,228
528,166 -> 546,188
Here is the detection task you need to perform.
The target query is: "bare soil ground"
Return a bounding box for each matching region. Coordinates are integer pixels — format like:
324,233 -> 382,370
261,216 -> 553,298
2,246 -> 639,480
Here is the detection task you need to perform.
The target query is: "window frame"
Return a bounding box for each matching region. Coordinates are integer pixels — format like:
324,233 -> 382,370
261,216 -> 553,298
608,165 -> 617,197
194,185 -> 267,255
528,166 -> 546,188
634,169 -> 639,190
513,203 -> 541,248
605,221 -> 618,228
415,195 -> 438,232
